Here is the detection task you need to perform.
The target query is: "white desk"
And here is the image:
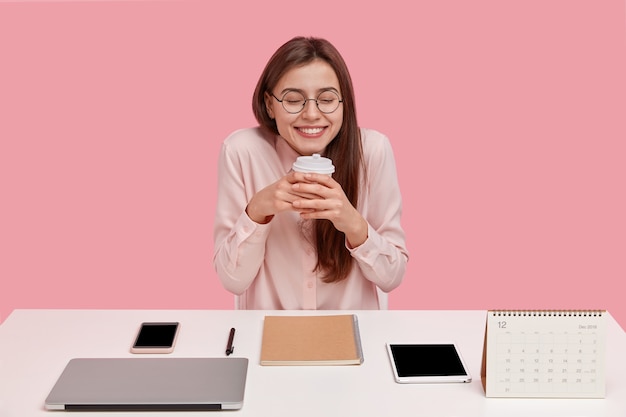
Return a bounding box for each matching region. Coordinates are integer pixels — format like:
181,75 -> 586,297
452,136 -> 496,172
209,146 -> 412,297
1,309 -> 625,416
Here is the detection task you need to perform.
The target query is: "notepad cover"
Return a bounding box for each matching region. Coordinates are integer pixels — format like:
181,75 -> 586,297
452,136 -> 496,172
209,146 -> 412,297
260,315 -> 364,366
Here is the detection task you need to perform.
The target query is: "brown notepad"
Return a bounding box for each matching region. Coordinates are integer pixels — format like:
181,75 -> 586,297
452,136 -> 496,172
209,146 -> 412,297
260,315 -> 364,366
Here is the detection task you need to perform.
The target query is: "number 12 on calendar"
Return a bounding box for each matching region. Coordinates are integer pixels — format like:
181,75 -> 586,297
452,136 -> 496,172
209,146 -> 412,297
480,310 -> 606,398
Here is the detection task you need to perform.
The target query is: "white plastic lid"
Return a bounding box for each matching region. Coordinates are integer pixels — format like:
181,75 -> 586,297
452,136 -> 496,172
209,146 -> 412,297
292,153 -> 335,174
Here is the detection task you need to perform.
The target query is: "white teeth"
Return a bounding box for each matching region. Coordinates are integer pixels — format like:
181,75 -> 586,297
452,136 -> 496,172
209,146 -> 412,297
299,127 -> 324,134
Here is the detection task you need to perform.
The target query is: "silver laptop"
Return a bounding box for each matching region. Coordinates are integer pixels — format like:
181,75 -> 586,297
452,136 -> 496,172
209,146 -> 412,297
45,357 -> 248,411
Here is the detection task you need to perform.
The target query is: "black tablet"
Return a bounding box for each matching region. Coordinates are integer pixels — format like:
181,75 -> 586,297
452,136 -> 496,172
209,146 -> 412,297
386,343 -> 472,383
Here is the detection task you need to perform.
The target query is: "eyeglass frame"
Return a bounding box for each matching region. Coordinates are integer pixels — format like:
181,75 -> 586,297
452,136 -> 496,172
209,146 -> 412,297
270,89 -> 344,114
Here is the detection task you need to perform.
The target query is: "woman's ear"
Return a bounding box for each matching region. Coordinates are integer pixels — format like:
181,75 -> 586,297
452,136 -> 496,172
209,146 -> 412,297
264,92 -> 274,119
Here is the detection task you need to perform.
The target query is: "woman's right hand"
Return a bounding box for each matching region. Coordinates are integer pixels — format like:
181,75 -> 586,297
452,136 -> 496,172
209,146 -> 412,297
245,171 -> 317,224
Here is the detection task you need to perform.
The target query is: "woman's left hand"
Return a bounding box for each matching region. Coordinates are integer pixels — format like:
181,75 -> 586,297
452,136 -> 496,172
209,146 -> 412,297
291,172 -> 368,248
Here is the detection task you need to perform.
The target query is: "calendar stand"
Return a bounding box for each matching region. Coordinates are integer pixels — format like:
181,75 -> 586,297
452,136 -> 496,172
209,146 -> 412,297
481,310 -> 606,398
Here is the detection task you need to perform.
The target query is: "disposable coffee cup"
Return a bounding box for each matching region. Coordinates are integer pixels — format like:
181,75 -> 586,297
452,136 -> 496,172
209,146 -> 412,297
292,153 -> 335,175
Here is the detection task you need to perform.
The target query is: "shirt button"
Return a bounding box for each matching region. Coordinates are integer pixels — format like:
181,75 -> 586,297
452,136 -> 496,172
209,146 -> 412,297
306,282 -> 314,289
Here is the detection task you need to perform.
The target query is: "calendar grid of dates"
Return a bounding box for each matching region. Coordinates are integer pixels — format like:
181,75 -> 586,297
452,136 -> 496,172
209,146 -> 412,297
494,330 -> 601,395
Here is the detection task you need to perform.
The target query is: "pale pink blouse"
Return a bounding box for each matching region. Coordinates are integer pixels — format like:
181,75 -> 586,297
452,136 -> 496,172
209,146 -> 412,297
213,127 -> 408,309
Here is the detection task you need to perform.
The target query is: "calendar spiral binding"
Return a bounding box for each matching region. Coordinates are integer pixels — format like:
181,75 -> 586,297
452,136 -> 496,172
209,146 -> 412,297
490,309 -> 605,317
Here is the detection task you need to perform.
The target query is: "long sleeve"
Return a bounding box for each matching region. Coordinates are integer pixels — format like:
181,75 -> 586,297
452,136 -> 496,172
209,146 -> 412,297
212,129 -> 279,295
348,128 -> 408,292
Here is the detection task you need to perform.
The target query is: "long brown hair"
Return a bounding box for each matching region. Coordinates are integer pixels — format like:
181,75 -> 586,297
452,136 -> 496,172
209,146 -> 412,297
252,36 -> 363,283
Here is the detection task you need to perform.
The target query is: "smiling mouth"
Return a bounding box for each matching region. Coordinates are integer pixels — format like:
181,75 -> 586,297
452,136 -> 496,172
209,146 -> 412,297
297,127 -> 325,135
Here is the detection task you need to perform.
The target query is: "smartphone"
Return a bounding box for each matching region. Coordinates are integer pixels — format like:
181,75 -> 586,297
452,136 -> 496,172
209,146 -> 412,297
386,343 -> 472,384
130,322 -> 180,354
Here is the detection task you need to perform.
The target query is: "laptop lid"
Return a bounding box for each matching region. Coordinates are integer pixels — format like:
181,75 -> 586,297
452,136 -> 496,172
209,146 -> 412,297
45,357 -> 248,411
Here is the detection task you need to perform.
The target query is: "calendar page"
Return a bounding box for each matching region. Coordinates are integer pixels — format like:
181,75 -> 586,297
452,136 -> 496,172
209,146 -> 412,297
481,310 -> 606,398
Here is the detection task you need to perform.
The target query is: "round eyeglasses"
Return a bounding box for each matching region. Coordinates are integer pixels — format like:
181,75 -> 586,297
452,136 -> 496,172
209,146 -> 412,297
271,90 -> 343,114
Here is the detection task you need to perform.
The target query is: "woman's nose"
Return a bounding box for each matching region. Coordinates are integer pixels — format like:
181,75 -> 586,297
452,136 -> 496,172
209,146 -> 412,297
301,99 -> 321,118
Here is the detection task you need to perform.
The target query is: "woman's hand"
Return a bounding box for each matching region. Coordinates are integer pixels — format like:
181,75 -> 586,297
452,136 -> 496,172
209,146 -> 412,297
245,171 -> 319,224
291,172 -> 368,248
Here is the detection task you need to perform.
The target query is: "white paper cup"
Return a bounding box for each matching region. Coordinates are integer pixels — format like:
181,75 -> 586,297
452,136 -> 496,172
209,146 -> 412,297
292,154 -> 335,175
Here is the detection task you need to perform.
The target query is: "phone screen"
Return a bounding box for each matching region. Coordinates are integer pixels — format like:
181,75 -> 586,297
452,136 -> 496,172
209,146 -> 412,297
133,322 -> 179,348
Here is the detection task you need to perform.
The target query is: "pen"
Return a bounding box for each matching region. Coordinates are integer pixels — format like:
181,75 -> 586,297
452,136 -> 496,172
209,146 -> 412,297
225,327 -> 236,356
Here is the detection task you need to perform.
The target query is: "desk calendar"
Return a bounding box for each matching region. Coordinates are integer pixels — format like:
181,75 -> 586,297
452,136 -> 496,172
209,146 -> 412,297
481,310 -> 606,398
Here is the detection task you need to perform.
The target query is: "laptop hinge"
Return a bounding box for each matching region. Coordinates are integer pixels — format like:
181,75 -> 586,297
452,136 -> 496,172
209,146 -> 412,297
65,403 -> 222,411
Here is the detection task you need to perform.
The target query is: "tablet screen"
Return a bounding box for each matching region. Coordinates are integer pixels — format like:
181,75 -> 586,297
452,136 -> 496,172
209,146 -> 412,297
387,343 -> 471,383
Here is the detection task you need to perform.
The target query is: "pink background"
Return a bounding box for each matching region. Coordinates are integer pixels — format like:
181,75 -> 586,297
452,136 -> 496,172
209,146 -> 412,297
1,1 -> 625,328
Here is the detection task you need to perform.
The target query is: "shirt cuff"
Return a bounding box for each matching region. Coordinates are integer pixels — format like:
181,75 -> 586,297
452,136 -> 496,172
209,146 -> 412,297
236,210 -> 271,243
346,223 -> 378,263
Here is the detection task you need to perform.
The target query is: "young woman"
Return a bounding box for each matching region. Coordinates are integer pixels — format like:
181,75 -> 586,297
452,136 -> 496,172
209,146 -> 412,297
213,36 -> 408,309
